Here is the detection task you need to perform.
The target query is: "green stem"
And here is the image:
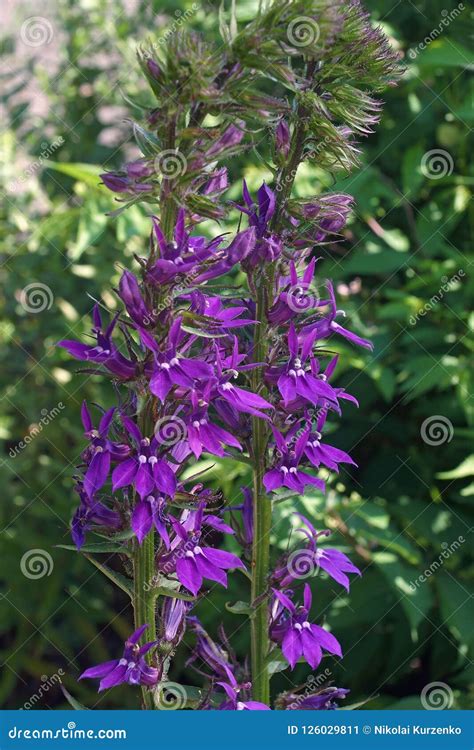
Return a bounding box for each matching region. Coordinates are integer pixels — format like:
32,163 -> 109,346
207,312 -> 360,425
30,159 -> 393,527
133,531 -> 156,710
133,113 -> 179,708
249,109 -> 309,704
133,401 -> 156,710
250,284 -> 272,705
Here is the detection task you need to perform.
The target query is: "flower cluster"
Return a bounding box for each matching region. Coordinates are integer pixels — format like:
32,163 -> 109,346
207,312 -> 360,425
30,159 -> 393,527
58,0 -> 400,711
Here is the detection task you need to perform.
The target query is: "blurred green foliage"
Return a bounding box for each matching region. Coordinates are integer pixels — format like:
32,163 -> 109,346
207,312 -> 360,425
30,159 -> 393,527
0,0 -> 472,710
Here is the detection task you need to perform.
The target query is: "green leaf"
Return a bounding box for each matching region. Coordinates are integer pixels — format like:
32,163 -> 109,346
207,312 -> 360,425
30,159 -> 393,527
153,587 -> 195,601
437,572 -> 474,649
437,455 -> 474,480
415,40 -> 474,69
225,600 -> 254,617
81,554 -> 133,598
371,552 -> 434,633
61,686 -> 88,710
44,160 -> 104,189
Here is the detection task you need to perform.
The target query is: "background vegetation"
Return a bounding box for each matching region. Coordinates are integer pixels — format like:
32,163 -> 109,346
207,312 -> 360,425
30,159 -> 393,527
1,0 -> 472,709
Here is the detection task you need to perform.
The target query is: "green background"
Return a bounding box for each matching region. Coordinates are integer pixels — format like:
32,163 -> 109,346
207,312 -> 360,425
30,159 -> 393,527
1,0 -> 473,709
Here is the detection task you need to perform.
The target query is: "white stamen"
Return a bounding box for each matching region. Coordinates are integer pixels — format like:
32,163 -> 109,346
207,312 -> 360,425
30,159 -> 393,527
294,623 -> 302,631
193,546 -> 203,555
221,382 -> 233,391
170,357 -> 179,367
138,455 -> 147,464
236,702 -> 246,711
148,456 -> 157,466
193,420 -> 200,428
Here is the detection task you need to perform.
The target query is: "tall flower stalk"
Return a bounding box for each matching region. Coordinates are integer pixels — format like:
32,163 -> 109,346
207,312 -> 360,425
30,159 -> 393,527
59,0 -> 400,710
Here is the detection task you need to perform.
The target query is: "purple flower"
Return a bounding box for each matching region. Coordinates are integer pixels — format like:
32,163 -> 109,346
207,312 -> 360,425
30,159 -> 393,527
58,306 -> 137,380
233,183 -> 282,266
276,324 -> 338,407
301,281 -> 373,350
111,417 -> 176,499
118,270 -> 155,328
160,598 -> 190,647
139,319 -> 213,403
277,515 -> 361,592
163,512 -> 246,596
270,585 -> 342,670
146,210 -> 226,286
275,119 -> 290,157
303,409 -> 357,473
218,675 -> 270,711
263,428 -> 325,494
279,686 -> 349,710
71,483 -> 121,549
184,391 -> 242,459
176,538 -> 245,596
187,617 -> 235,682
268,259 -> 321,324
100,170 -> 154,195
132,493 -> 170,547
205,123 -> 244,158
80,402 -> 130,497
146,58 -> 161,80
79,625 -> 158,691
